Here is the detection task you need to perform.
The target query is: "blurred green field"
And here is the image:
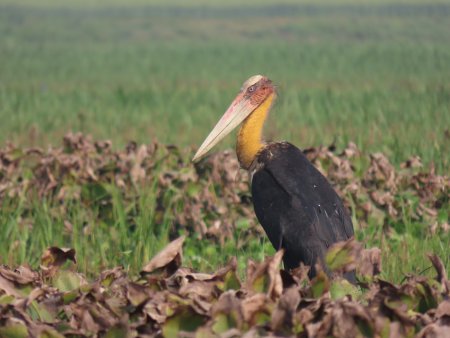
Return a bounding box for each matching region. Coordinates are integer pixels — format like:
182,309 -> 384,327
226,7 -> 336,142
0,1 -> 449,282
1,1 -> 449,169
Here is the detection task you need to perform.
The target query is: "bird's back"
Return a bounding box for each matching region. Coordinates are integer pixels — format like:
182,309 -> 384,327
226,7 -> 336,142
251,142 -> 355,281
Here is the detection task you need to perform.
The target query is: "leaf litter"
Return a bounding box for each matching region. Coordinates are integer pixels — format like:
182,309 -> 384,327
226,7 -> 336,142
0,239 -> 447,337
0,133 -> 449,336
0,133 -> 448,243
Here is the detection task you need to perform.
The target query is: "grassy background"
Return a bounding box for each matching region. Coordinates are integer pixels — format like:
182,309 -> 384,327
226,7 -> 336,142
1,1 -> 449,168
0,0 -> 449,281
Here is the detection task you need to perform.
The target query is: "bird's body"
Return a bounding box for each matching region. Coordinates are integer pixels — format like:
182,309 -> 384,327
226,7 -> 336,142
193,75 -> 356,281
251,142 -> 355,281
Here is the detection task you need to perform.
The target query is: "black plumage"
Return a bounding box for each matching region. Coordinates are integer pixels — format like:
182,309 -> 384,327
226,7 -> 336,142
251,142 -> 356,282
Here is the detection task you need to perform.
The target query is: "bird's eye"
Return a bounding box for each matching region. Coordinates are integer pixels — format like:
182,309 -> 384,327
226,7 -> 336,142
248,85 -> 256,93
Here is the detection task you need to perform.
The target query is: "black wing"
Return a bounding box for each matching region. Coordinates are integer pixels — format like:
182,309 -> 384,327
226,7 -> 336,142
251,142 -> 354,279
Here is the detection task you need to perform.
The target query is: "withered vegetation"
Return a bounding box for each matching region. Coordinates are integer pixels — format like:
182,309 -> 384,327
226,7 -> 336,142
0,238 -> 449,337
0,133 -> 449,336
0,132 -> 447,240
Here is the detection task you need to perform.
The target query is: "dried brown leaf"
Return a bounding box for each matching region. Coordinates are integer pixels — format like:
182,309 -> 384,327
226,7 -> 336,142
245,250 -> 284,299
41,247 -> 76,268
325,238 -> 361,275
428,254 -> 450,294
270,287 -> 301,333
358,247 -> 382,278
141,236 -> 185,276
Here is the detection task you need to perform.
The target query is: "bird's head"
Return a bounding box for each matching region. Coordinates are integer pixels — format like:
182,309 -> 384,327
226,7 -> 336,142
192,75 -> 275,162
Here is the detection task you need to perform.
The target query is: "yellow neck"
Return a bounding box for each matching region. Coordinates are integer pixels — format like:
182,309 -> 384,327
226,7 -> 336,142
237,93 -> 275,169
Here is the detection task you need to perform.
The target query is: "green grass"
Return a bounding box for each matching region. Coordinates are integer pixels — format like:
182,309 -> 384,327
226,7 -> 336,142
1,172 -> 448,282
0,0 -> 449,282
1,1 -> 449,169
0,166 -> 272,277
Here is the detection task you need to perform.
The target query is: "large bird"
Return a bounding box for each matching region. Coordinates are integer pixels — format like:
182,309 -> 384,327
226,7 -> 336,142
193,75 -> 355,282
